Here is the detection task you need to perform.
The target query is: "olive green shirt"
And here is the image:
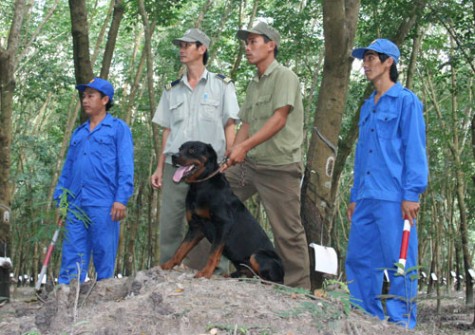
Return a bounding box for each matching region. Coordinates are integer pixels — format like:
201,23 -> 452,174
240,60 -> 303,165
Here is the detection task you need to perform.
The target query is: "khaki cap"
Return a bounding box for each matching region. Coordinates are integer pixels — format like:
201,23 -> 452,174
172,28 -> 211,49
236,22 -> 281,47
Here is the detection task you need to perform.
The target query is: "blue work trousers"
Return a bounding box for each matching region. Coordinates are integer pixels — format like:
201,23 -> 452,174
345,199 -> 418,329
58,206 -> 119,284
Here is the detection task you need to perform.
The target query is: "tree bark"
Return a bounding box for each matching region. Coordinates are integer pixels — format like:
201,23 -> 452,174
195,0 -> 213,28
448,41 -> 472,305
0,0 -> 28,303
123,35 -> 147,125
421,41 -> 473,304
405,24 -> 423,90
230,0 -> 259,80
68,0 -> 94,123
472,111 -> 475,187
208,0 -> 234,66
137,0 -> 160,265
301,0 -> 360,290
100,0 -> 125,79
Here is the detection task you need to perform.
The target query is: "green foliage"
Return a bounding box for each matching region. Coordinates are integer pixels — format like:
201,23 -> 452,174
277,298 -> 348,330
56,188 -> 91,227
2,0 -> 474,290
322,278 -> 353,315
274,283 -> 311,296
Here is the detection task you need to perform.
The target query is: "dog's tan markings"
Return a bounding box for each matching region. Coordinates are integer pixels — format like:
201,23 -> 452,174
195,243 -> 225,279
250,254 -> 261,274
186,210 -> 192,222
194,207 -> 210,219
185,165 -> 206,182
160,234 -> 204,270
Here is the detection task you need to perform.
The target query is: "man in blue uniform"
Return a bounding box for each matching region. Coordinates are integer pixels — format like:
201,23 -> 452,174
54,77 -> 134,284
346,39 -> 428,328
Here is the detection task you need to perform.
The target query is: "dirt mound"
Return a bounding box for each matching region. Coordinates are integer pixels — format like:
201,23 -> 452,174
0,266 -> 473,334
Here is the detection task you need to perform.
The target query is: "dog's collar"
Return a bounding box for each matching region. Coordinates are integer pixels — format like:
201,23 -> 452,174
187,157 -> 227,184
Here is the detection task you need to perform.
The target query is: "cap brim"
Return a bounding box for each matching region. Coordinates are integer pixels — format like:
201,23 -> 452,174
76,84 -> 89,92
172,37 -> 197,46
351,47 -> 369,60
75,83 -> 113,102
236,29 -> 264,41
236,30 -> 249,41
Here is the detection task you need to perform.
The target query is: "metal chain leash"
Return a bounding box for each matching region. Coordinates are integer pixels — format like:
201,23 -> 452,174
239,162 -> 246,187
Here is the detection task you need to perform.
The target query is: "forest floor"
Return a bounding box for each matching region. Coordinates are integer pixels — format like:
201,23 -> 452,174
0,265 -> 474,335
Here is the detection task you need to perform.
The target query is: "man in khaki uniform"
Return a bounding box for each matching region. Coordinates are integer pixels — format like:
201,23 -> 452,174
151,28 -> 239,270
224,22 -> 311,289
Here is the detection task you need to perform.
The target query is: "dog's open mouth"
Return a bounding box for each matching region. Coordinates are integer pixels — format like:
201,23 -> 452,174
173,165 -> 197,183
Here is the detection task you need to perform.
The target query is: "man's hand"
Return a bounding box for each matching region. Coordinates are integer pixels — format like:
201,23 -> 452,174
150,168 -> 163,189
227,143 -> 248,166
401,200 -> 420,224
219,159 -> 231,173
111,202 -> 127,221
220,144 -> 248,172
347,202 -> 356,222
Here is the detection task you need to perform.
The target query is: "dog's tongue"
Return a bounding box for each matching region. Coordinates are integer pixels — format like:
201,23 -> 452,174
173,165 -> 194,182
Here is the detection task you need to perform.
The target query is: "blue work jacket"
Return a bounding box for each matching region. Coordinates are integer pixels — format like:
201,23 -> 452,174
54,113 -> 134,207
350,83 -> 428,203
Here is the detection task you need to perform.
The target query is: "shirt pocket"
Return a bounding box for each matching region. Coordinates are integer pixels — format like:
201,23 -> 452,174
170,100 -> 185,123
255,94 -> 272,106
357,116 -> 368,145
200,99 -> 220,121
67,139 -> 79,161
92,134 -> 116,159
251,94 -> 273,120
376,111 -> 399,140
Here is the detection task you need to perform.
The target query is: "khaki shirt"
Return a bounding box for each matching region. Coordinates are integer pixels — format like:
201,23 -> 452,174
240,60 -> 303,165
152,69 -> 239,163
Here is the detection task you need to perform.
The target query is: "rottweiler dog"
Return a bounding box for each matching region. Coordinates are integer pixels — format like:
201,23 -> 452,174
160,141 -> 284,284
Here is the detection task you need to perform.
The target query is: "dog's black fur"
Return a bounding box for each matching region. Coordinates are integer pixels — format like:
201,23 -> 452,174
160,141 -> 284,283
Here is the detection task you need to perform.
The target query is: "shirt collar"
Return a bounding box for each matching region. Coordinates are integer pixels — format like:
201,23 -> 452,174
370,82 -> 403,100
385,82 -> 403,97
253,60 -> 279,82
100,113 -> 114,126
182,68 -> 209,87
79,112 -> 113,130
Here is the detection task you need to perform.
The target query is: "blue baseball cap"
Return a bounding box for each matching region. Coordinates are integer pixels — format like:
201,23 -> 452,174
76,77 -> 114,103
352,39 -> 400,64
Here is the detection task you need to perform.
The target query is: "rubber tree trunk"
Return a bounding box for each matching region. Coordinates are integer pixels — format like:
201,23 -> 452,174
301,0 -> 360,290
0,0 -> 28,303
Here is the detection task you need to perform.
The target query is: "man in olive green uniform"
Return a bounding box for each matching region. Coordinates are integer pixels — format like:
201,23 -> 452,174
151,28 -> 239,270
224,22 -> 311,289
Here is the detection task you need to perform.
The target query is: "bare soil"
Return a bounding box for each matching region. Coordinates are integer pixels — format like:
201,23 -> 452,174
0,266 -> 473,335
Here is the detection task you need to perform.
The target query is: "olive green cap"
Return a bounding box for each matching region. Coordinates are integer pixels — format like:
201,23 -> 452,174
236,22 -> 281,47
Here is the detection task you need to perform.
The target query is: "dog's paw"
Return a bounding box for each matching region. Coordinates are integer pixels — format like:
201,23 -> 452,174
160,261 -> 176,270
194,270 -> 213,279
